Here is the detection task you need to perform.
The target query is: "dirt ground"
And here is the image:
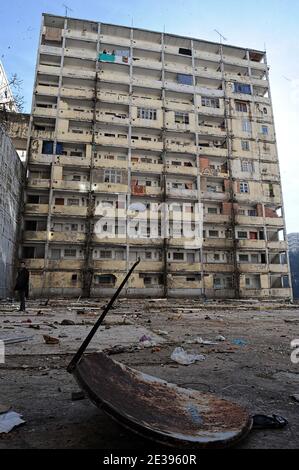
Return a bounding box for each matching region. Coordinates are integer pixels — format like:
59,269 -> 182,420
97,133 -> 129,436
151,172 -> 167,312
0,297 -> 299,449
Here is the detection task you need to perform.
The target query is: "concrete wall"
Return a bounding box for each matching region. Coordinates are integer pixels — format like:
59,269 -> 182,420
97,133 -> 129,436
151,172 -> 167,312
0,126 -> 24,297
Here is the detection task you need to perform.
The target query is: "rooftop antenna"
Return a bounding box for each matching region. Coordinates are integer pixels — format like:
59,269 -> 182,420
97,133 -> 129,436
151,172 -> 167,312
214,29 -> 227,45
63,4 -> 73,17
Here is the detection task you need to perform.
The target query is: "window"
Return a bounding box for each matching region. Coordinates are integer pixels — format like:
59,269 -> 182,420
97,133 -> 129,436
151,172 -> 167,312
214,254 -> 220,261
238,232 -> 248,239
72,175 -> 81,181
239,254 -> 249,262
248,209 -> 257,217
177,74 -> 193,85
242,120 -> 252,133
64,249 -> 77,258
55,198 -> 64,206
100,250 -> 112,259
173,252 -> 184,261
240,182 -> 249,193
67,198 -> 79,206
71,274 -> 78,282
71,224 -> 78,231
179,48 -> 192,56
208,207 -> 218,214
234,83 -> 252,95
262,126 -> 269,135
145,252 -> 152,260
137,108 -> 157,120
241,161 -> 254,172
235,101 -> 248,112
95,275 -> 116,286
50,249 -> 61,260
104,169 -> 122,184
201,96 -> 220,108
209,230 -> 219,238
241,140 -> 250,151
175,112 -> 189,124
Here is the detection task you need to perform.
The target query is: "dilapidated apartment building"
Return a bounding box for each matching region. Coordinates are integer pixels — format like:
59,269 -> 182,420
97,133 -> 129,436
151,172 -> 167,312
21,13 -> 292,299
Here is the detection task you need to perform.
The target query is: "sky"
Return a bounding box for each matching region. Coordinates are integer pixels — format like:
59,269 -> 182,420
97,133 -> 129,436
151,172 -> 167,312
1,0 -> 298,233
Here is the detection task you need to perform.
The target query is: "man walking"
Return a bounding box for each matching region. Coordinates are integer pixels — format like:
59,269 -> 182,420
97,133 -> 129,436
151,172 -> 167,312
14,261 -> 29,312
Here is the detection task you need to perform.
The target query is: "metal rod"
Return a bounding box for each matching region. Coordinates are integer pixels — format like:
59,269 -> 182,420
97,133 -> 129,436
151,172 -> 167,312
67,258 -> 140,372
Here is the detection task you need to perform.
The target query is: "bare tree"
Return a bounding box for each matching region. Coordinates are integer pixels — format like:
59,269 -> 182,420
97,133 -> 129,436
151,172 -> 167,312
0,73 -> 25,114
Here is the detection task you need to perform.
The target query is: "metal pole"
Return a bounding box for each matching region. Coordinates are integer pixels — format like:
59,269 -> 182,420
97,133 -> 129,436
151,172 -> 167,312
67,258 -> 140,372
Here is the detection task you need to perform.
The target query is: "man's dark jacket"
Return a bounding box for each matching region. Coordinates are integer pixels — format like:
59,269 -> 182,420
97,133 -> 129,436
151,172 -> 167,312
14,268 -> 29,298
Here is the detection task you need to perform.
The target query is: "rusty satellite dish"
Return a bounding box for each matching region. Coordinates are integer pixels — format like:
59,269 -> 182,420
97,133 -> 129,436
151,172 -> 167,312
68,260 -> 252,448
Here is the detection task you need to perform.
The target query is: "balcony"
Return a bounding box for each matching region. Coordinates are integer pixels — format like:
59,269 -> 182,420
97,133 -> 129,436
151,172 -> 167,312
64,47 -> 96,60
47,259 -> 85,269
131,161 -> 163,174
40,44 -> 62,56
131,184 -> 160,197
166,141 -> 196,154
168,262 -> 202,273
64,29 -> 98,42
194,50 -> 220,63
131,139 -> 163,152
268,241 -> 287,250
204,214 -> 230,224
36,85 -> 59,97
96,134 -> 129,148
165,164 -> 197,177
24,259 -> 45,269
198,146 -> 227,157
98,91 -> 130,106
52,180 -> 90,191
203,238 -> 233,249
165,99 -> 193,112
38,64 -> 60,77
23,231 -> 47,242
197,125 -> 226,138
59,131 -> 92,144
238,263 -> 268,274
94,159 -> 128,170
33,106 -> 57,119
167,188 -> 198,199
60,86 -> 94,100
27,179 -> 50,189
92,260 -> 126,271
269,264 -> 289,274
50,232 -> 86,243
51,205 -> 88,217
203,263 -> 234,273
25,204 -> 49,215
56,155 -> 91,167
237,240 -> 266,249
94,182 -> 128,193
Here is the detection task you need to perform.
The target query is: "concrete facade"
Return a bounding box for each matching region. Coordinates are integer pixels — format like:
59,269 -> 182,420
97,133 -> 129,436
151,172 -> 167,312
0,61 -> 17,112
22,13 -> 291,299
0,126 -> 24,298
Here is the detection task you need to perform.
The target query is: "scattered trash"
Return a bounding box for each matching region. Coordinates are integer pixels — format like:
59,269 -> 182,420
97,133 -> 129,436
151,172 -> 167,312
0,404 -> 11,414
154,330 -> 169,337
151,347 -> 161,353
205,315 -> 211,320
216,335 -> 226,342
61,319 -> 75,326
291,394 -> 299,403
71,391 -> 86,401
284,319 -> 299,324
139,335 -> 156,348
43,335 -> 60,345
2,336 -> 33,345
186,337 -> 217,346
36,310 -> 44,316
29,324 -> 40,330
252,414 -> 288,429
232,339 -> 247,347
77,310 -> 86,315
0,411 -> 25,434
171,347 -> 206,366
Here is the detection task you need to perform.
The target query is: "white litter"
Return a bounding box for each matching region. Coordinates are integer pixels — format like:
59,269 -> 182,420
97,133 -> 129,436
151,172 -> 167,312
171,347 -> 206,366
216,335 -> 226,342
186,337 -> 217,345
0,411 -> 25,434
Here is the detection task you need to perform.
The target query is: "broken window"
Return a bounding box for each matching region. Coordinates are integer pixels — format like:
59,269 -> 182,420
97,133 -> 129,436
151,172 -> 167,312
178,48 -> 192,56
